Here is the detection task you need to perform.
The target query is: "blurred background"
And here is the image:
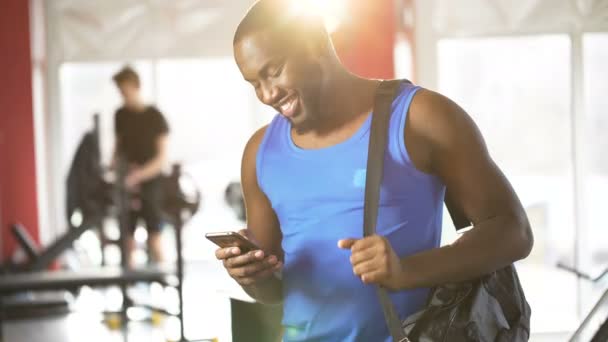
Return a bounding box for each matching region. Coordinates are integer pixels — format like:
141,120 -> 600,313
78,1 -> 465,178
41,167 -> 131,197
1,0 -> 607,341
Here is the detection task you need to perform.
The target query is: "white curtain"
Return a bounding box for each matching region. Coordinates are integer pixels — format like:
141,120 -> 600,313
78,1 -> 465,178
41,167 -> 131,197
433,0 -> 608,37
50,0 -> 253,61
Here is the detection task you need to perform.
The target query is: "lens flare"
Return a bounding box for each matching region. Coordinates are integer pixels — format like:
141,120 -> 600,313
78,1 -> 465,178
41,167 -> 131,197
289,0 -> 348,33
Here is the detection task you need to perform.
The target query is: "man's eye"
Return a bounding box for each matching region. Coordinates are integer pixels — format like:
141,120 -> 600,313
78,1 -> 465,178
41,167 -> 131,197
271,63 -> 284,77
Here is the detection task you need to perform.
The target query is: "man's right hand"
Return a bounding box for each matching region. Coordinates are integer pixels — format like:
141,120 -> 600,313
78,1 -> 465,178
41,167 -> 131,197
215,230 -> 283,287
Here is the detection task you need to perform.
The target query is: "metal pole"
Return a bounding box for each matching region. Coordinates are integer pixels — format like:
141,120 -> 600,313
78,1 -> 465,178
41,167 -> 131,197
116,155 -> 130,325
172,164 -> 187,341
570,31 -> 586,320
176,210 -> 186,341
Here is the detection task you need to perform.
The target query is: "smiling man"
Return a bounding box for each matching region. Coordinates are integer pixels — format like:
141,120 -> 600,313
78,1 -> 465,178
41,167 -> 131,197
214,0 -> 534,341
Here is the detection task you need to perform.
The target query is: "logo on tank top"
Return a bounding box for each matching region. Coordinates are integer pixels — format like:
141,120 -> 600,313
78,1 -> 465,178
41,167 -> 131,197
353,169 -> 367,188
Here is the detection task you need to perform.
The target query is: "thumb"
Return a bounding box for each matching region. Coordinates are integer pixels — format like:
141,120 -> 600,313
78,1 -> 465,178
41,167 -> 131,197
338,238 -> 358,249
238,229 -> 254,243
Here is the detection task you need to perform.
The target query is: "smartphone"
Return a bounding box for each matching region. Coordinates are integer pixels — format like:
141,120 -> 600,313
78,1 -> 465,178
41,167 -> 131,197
205,231 -> 261,253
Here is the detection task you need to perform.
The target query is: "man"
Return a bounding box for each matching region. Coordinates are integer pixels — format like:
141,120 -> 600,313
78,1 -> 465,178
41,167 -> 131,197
215,1 -> 534,341
112,66 -> 169,267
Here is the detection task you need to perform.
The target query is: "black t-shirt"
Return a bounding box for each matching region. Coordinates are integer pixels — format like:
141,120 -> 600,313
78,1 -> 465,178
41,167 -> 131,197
114,105 -> 169,165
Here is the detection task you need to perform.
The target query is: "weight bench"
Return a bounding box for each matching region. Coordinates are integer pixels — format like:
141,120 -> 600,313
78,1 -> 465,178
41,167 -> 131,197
0,267 -> 173,295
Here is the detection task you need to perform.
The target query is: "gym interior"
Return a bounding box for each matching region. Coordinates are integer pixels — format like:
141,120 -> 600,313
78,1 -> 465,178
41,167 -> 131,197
1,0 -> 607,341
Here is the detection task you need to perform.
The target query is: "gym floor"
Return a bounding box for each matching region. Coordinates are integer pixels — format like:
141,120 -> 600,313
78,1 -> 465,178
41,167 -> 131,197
1,261 -> 235,342
0,259 -> 573,342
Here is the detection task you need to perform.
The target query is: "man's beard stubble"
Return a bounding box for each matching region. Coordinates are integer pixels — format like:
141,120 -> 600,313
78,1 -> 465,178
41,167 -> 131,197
292,68 -> 325,134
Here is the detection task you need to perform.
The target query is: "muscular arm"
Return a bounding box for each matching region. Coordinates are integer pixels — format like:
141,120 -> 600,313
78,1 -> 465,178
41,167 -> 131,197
399,89 -> 534,289
239,126 -> 284,303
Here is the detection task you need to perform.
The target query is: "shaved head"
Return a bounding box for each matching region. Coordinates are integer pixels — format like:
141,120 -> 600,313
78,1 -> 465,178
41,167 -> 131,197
233,0 -> 329,48
233,0 -> 344,133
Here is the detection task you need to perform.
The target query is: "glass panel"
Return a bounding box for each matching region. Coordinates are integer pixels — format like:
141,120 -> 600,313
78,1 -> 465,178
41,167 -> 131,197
580,33 -> 608,327
438,35 -> 576,332
155,57 -> 267,256
155,58 -> 260,165
394,34 -> 414,80
155,58 -> 264,342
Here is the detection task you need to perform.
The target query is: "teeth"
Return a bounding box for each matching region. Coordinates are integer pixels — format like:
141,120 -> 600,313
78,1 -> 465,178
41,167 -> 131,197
280,96 -> 294,113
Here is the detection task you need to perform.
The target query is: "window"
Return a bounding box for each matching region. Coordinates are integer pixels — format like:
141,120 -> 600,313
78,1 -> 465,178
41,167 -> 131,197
581,33 -> 608,312
438,35 -> 577,332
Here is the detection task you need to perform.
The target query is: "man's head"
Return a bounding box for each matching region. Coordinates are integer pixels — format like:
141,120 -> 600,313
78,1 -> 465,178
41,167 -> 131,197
233,0 -> 339,132
113,66 -> 141,108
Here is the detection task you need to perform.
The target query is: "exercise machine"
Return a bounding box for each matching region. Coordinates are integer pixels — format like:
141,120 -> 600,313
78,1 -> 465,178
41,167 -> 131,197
0,114 -> 206,341
558,263 -> 608,341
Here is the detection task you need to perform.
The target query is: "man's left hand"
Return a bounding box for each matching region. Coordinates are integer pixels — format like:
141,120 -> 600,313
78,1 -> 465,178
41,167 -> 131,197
338,236 -> 405,291
125,169 -> 143,191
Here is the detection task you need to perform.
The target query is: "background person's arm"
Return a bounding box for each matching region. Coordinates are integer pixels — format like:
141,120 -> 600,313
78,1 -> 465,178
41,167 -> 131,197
111,110 -> 122,171
125,134 -> 168,187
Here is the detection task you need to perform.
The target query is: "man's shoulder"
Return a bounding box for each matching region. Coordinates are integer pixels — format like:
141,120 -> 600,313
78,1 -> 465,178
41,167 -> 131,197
242,125 -> 270,174
115,106 -> 127,115
145,105 -> 163,115
408,88 -> 467,131
246,125 -> 270,154
409,88 -> 443,112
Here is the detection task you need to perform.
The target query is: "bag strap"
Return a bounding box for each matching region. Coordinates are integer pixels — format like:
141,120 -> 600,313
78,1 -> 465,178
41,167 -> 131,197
365,79 -> 473,341
365,79 -> 410,342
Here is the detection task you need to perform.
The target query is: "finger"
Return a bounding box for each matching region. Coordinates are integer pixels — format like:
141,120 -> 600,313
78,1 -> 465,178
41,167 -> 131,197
351,236 -> 384,253
224,250 -> 265,268
350,247 -> 378,266
361,269 -> 387,284
231,257 -> 281,278
231,261 -> 272,278
338,238 -> 358,249
238,229 -> 248,237
257,264 -> 282,278
215,247 -> 241,260
236,261 -> 283,286
225,251 -> 274,271
352,259 -> 379,277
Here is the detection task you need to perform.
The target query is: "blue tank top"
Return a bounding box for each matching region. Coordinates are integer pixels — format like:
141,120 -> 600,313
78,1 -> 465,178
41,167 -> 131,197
256,83 -> 445,342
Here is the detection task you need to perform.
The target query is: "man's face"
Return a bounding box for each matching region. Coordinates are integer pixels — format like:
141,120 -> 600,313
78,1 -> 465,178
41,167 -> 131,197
117,81 -> 140,107
234,29 -> 325,132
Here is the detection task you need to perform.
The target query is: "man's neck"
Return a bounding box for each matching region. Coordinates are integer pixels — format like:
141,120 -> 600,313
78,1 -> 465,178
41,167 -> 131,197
125,101 -> 146,113
315,71 -> 380,135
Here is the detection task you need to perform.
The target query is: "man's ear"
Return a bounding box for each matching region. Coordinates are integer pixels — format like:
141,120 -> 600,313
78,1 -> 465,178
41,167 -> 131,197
303,31 -> 332,61
292,16 -> 331,59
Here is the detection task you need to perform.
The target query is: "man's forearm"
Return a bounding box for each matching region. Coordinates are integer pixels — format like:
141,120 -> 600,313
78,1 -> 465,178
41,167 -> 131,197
243,275 -> 283,305
136,156 -> 165,182
399,213 -> 532,290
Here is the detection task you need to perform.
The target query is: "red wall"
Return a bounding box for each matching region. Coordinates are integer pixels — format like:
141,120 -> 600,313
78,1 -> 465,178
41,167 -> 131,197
0,0 -> 40,260
333,0 -> 396,79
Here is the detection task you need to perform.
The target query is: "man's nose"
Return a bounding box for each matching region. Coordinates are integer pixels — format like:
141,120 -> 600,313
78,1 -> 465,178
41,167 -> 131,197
260,82 -> 281,106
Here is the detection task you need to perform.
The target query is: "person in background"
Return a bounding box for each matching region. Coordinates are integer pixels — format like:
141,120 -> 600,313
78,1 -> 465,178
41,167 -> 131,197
112,65 -> 169,267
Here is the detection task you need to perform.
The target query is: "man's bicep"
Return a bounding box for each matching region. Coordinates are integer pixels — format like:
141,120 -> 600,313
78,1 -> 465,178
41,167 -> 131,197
156,134 -> 168,154
241,127 -> 283,258
417,91 -> 525,224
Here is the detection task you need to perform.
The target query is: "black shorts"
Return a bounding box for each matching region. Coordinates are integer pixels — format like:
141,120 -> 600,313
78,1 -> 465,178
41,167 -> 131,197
127,177 -> 164,234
